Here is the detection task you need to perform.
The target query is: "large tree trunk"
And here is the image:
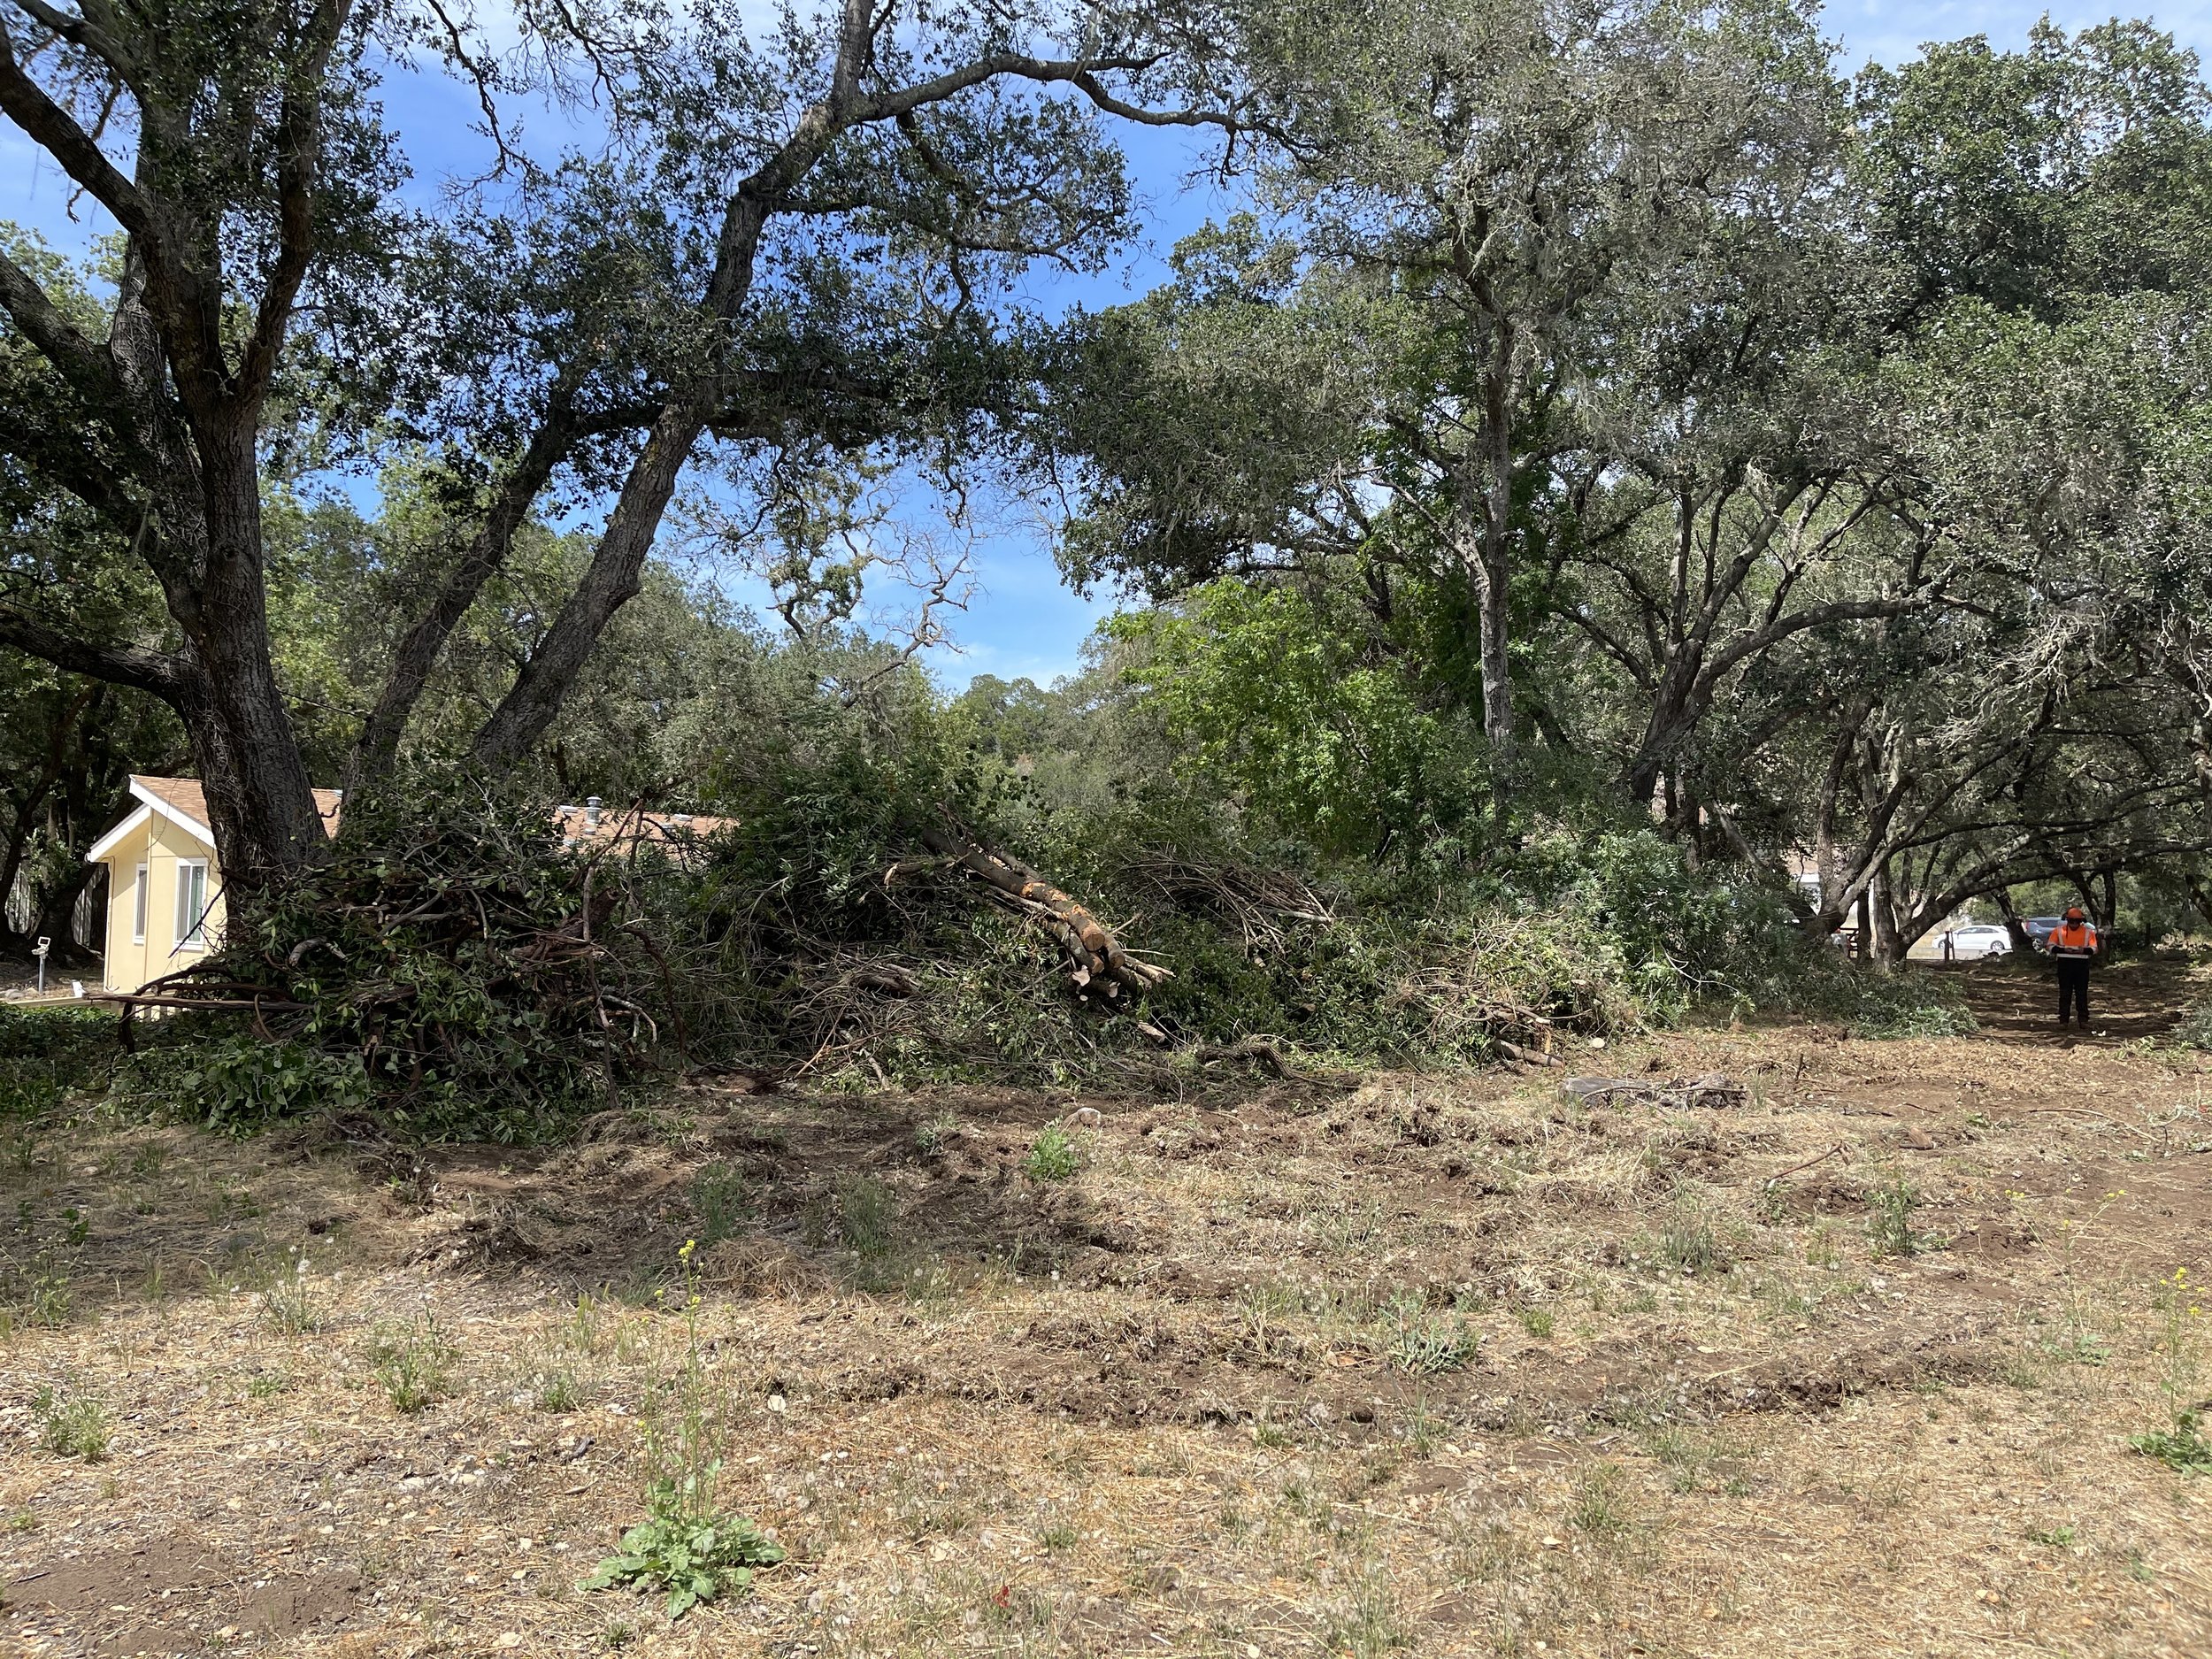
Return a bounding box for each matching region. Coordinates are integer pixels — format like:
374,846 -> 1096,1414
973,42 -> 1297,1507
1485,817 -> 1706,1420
34,860 -> 101,965
1452,316 -> 1519,810
1477,337 -> 1517,779
170,437 -> 327,892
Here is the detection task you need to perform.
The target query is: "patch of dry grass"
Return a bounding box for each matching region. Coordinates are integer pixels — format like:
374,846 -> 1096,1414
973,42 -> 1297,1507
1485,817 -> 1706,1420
5,982 -> 2212,1654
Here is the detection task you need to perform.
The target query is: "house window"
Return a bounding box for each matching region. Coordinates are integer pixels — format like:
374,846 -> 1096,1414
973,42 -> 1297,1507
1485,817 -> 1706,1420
174,860 -> 209,950
133,864 -> 149,943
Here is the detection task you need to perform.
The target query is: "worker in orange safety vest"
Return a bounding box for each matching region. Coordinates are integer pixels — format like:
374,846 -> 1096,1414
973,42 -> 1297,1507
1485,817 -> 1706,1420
2045,905 -> 2100,1028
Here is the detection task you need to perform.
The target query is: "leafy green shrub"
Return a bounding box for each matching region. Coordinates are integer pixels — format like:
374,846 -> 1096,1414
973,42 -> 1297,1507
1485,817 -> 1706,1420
32,1384 -> 108,1460
112,1033 -> 368,1133
585,1508 -> 786,1619
1025,1125 -> 1080,1181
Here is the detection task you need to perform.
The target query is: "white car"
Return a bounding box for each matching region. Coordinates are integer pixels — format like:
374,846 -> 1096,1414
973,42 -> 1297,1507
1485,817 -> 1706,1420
1946,924 -> 2011,961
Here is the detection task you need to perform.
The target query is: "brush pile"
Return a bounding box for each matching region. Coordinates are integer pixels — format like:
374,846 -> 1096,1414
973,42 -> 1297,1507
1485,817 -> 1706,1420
124,782 -> 678,1132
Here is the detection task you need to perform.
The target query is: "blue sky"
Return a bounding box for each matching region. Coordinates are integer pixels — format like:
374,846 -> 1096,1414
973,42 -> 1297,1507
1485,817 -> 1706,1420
5,2 -> 2207,690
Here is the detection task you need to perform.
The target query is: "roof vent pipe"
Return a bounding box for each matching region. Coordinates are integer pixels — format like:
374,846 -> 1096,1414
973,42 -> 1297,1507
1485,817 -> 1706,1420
585,796 -> 602,831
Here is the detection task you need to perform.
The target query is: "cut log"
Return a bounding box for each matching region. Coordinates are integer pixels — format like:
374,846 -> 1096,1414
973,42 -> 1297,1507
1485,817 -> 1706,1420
918,819 -> 1170,998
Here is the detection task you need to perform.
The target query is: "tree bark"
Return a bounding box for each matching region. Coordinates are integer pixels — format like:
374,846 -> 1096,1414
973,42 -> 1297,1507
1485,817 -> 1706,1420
470,401 -> 710,769
169,429 -> 327,888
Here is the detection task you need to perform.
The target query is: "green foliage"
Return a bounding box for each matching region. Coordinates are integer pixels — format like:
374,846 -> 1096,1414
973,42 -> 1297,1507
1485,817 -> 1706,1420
257,1250 -> 326,1336
1866,1176 -> 1928,1258
2173,1002 -> 2212,1052
584,1509 -> 786,1621
690,1163 -> 749,1248
1656,1212 -> 1729,1278
835,1175 -> 896,1255
2130,1412 -> 2212,1475
1753,954 -> 1978,1040
371,1315 -> 458,1415
0,1008 -> 115,1116
1024,1125 -> 1080,1181
1106,580 -> 1485,857
189,778 -> 693,1138
588,1240 -> 785,1617
32,1384 -> 108,1461
112,1033 -> 369,1133
1386,1297 -> 1480,1373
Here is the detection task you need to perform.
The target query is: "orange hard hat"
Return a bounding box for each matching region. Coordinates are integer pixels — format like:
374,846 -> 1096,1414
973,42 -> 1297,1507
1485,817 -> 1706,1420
2063,905 -> 2085,921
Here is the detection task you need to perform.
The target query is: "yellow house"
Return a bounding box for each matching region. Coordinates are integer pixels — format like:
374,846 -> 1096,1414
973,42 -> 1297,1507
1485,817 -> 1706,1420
86,776 -> 342,995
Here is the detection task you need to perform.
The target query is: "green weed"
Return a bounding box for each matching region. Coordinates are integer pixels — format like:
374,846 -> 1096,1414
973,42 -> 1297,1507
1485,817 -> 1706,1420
1025,1124 -> 1079,1181
371,1315 -> 458,1415
1570,1462 -> 1636,1547
33,1384 -> 109,1461
1386,1296 -> 1480,1374
587,1240 -> 783,1618
1321,1571 -> 1412,1655
836,1175 -> 895,1256
2131,1268 -> 2212,1474
689,1163 -> 749,1248
1866,1176 -> 1927,1257
1657,1212 -> 1729,1277
257,1250 -> 325,1336
534,1368 -> 586,1413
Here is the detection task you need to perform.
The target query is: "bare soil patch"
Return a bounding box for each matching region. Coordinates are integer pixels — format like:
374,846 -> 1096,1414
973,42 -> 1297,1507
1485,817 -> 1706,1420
7,959 -> 2212,1655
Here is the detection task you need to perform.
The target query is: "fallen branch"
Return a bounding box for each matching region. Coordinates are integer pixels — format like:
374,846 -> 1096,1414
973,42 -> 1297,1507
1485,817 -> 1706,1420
1497,1039 -> 1558,1069
1762,1142 -> 1849,1187
1192,1038 -> 1360,1090
919,818 -> 1170,998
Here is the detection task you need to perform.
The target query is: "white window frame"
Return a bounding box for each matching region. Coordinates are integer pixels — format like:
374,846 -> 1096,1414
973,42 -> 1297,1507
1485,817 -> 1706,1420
132,862 -> 149,944
174,859 -> 210,950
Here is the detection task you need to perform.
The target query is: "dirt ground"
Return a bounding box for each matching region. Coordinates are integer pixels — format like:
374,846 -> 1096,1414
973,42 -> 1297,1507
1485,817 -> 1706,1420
7,956 -> 2212,1657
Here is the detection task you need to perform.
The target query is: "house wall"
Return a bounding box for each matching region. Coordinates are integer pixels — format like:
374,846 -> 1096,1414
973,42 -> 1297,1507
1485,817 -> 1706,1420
98,814 -> 222,994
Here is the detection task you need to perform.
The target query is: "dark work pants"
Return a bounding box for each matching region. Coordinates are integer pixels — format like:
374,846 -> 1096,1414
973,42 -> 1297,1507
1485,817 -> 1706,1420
2056,959 -> 2091,1025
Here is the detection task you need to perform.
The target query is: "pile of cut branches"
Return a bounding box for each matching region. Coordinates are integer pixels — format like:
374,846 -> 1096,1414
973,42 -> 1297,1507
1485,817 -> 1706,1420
131,782 -> 680,1133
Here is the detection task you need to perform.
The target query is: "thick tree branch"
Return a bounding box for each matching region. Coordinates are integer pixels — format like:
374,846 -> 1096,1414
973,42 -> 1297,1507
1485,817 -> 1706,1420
235,0 -> 351,406
0,604 -> 182,696
0,13 -> 161,247
0,245 -> 122,412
